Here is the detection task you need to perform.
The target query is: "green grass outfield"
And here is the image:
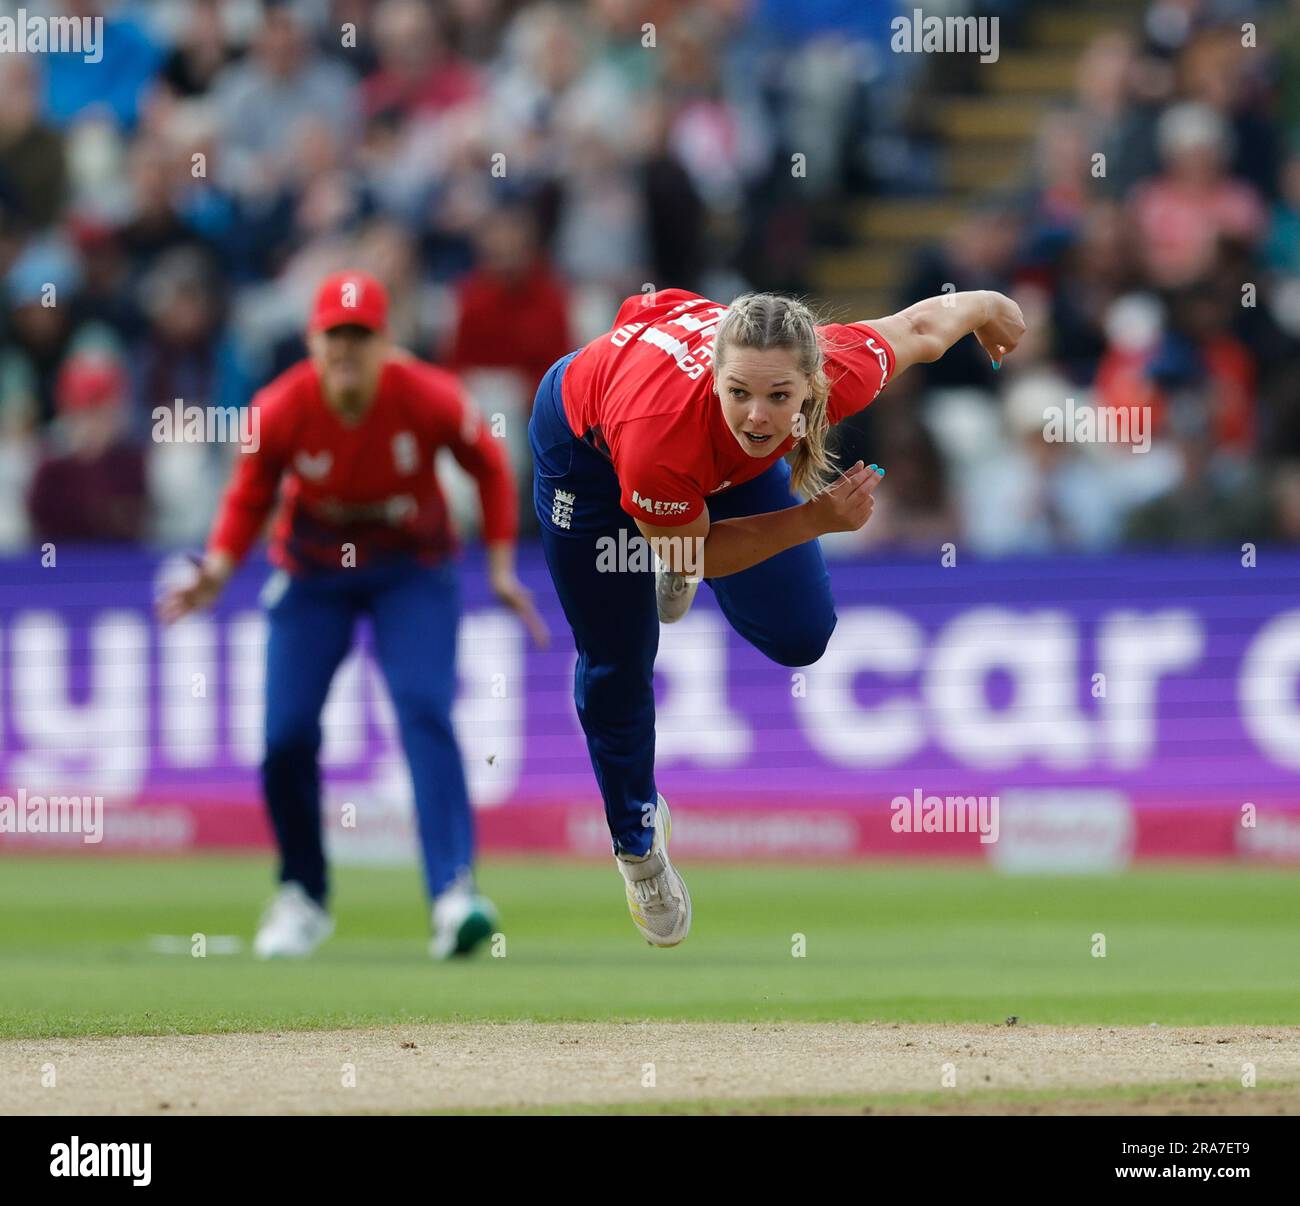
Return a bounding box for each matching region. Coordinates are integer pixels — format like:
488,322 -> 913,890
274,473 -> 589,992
1,857 -> 1297,1039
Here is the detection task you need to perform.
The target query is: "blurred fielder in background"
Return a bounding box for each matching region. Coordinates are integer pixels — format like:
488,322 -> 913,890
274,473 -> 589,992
159,269 -> 547,959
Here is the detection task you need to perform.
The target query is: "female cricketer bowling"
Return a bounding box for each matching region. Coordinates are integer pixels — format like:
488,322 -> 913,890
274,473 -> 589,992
530,287 -> 1024,947
159,270 -> 547,960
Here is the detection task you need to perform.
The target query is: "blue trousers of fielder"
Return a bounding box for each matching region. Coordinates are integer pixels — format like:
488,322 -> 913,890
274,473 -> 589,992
529,350 -> 837,858
260,559 -> 473,905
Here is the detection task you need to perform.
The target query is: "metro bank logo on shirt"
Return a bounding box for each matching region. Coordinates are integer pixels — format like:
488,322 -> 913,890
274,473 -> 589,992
631,489 -> 691,518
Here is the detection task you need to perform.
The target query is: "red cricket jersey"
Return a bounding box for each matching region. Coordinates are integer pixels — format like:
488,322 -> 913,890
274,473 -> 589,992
208,351 -> 517,573
560,290 -> 896,526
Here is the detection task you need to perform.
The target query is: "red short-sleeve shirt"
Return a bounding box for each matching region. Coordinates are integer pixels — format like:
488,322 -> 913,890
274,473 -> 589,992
207,354 -> 516,572
559,290 -> 895,526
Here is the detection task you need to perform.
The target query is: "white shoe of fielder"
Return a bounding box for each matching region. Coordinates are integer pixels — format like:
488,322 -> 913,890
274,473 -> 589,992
655,559 -> 699,624
615,795 -> 692,947
253,882 -> 334,959
431,875 -> 498,959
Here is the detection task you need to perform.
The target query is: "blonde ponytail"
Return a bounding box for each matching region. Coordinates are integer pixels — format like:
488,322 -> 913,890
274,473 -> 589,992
713,293 -> 835,497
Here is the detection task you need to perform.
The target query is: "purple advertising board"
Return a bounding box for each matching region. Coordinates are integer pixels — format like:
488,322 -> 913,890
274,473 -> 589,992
1,546 -> 1298,865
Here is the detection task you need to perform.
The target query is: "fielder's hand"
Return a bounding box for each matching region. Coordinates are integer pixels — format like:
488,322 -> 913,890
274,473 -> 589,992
489,570 -> 550,649
157,553 -> 233,625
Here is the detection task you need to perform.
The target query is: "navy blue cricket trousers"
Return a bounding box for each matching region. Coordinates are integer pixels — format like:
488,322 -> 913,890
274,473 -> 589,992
529,351 -> 837,857
261,559 -> 473,904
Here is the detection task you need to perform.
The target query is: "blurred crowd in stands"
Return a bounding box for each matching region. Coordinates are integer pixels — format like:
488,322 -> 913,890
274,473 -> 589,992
0,0 -> 1296,557
845,0 -> 1300,557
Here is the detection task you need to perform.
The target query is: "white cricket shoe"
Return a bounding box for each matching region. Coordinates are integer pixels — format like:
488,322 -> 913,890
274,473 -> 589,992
655,561 -> 699,624
431,876 -> 498,959
253,882 -> 334,959
615,794 -> 692,947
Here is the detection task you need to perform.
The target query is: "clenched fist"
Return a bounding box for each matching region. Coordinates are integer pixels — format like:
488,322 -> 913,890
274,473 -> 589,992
974,291 -> 1026,366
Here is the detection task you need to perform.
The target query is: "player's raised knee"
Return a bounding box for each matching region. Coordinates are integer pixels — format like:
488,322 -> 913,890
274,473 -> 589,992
764,615 -> 836,667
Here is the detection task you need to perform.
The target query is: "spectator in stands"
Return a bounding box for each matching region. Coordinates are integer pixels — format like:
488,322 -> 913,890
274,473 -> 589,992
1154,283 -> 1256,455
67,218 -> 146,346
448,204 -> 573,395
356,219 -> 445,360
1093,281 -> 1256,459
1049,201 -> 1143,386
212,0 -> 359,201
132,247 -> 251,436
1177,24 -> 1280,201
551,123 -> 649,294
42,0 -> 163,132
1124,392 -> 1271,547
899,199 -> 1021,390
449,0 -> 514,64
28,349 -> 147,542
492,3 -> 625,146
0,0 -> 1293,556
156,0 -> 248,101
636,93 -> 707,294
827,411 -> 958,554
0,58 -> 68,232
362,0 -> 482,122
115,134 -> 220,282
1270,462 -> 1300,543
1072,32 -> 1160,200
2,240 -> 85,427
1264,149 -> 1300,277
1129,102 -> 1266,288
966,371 -> 1144,555
1029,111 -> 1092,233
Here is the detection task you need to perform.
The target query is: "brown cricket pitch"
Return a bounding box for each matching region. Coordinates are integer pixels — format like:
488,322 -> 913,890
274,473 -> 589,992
3,1022 -> 1299,1115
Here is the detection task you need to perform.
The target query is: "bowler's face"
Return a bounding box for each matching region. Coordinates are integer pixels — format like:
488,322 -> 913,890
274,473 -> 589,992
715,347 -> 809,457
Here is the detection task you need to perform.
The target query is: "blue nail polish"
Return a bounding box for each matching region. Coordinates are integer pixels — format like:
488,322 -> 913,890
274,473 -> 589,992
867,463 -> 878,472
991,359 -> 1001,370
876,466 -> 886,477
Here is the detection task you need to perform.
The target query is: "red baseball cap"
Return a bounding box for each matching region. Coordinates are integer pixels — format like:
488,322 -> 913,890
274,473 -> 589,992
56,353 -> 129,414
308,270 -> 389,334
